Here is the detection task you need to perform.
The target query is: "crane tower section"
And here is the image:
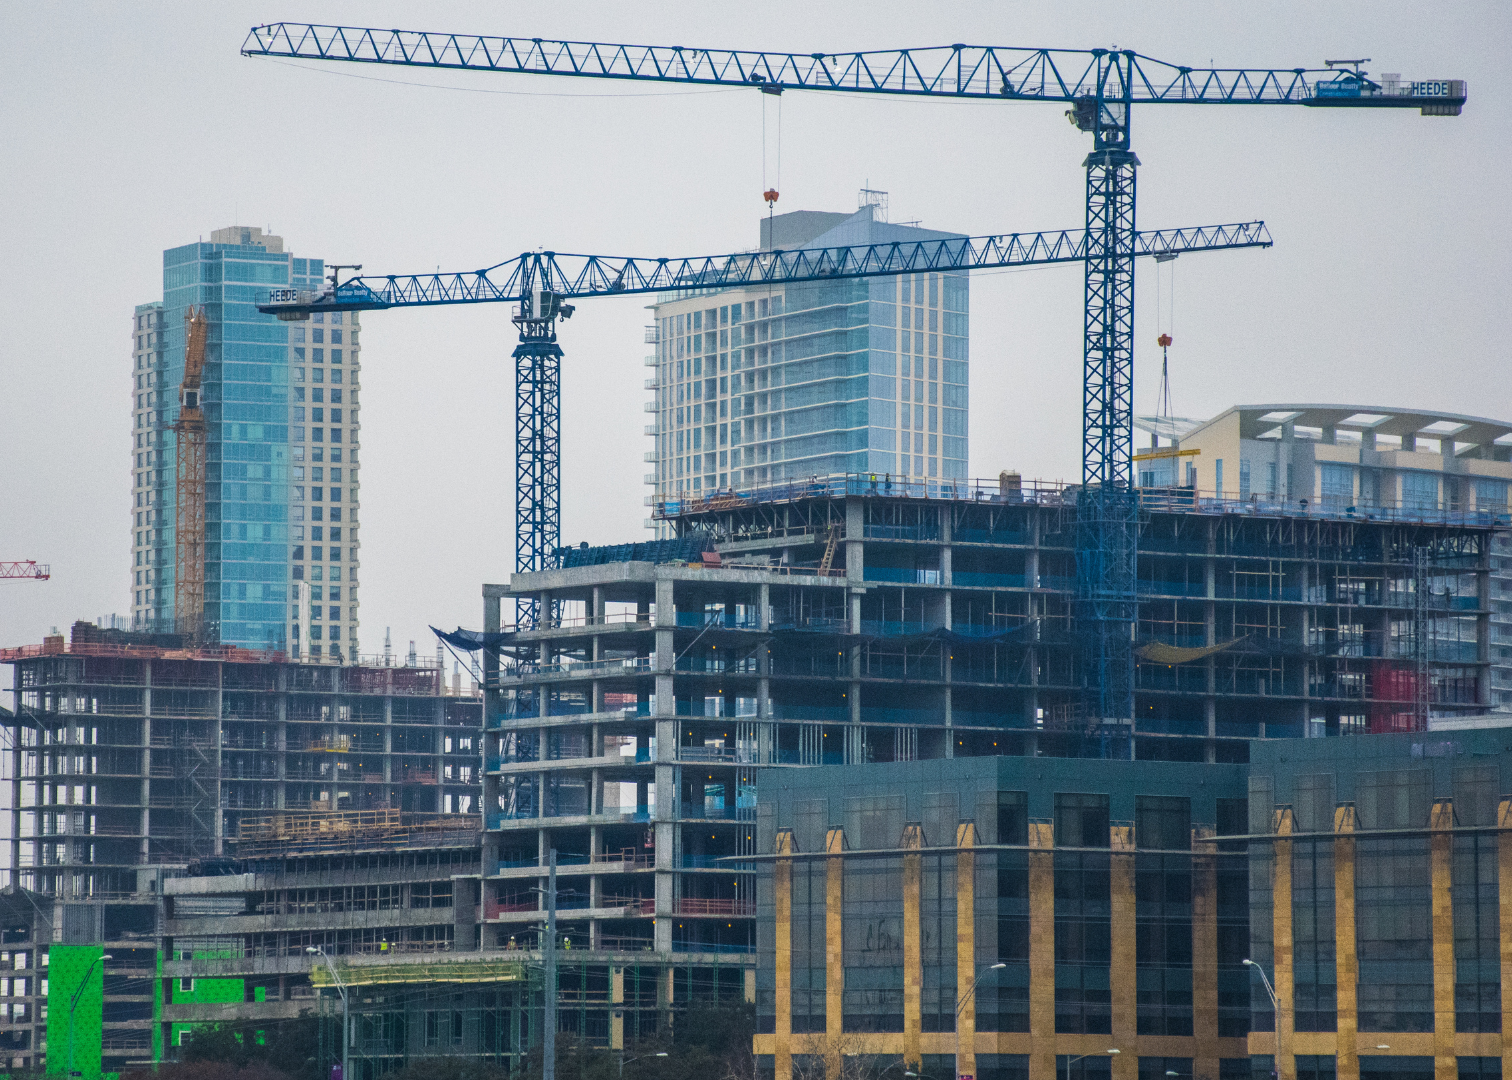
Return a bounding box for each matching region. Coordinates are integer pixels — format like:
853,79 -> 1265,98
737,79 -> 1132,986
174,307 -> 210,643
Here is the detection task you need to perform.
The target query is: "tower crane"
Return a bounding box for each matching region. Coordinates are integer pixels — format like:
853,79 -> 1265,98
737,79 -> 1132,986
244,25 -> 1464,734
174,307 -> 210,644
0,562 -> 50,580
260,225 -> 1269,628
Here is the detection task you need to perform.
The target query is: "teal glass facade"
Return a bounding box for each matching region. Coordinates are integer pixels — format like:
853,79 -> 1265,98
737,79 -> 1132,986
134,231 -> 331,653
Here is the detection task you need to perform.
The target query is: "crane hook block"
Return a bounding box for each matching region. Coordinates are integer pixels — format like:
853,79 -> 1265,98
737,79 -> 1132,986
764,189 -> 780,206
1157,334 -> 1172,347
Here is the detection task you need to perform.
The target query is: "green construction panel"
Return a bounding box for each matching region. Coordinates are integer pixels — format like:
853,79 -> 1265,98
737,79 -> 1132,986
168,957 -> 246,1053
45,945 -> 104,1078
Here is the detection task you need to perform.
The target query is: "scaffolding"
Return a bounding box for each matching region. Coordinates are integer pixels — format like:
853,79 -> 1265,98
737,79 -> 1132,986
234,810 -> 479,859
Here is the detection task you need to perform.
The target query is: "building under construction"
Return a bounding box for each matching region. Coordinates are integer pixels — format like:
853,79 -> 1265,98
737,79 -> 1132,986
2,473 -> 1501,1074
418,472 -> 1496,1074
0,626 -> 480,1073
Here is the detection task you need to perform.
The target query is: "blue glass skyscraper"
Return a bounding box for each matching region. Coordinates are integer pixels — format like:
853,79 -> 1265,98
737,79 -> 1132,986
131,226 -> 362,659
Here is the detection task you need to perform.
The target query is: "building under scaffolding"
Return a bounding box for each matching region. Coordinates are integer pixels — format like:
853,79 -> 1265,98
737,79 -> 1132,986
441,471 -> 1502,1076
0,627 -> 480,1074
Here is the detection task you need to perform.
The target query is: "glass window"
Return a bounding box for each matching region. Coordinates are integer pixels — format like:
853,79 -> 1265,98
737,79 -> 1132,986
1135,796 -> 1190,850
1056,793 -> 1110,848
1401,471 -> 1439,509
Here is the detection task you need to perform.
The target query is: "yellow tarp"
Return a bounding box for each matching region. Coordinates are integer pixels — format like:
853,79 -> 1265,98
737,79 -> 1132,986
1136,637 -> 1246,665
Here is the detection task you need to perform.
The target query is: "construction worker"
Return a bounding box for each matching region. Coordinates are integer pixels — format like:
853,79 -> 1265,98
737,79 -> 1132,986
563,936 -> 572,950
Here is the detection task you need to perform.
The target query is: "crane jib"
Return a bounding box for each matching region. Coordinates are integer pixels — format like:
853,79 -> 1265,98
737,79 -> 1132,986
256,222 -> 1272,316
241,25 -> 1466,113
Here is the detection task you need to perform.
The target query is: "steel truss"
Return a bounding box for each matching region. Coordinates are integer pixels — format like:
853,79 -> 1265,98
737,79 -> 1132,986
513,320 -> 563,629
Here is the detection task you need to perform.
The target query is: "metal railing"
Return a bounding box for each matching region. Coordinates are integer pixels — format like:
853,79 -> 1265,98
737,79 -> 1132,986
653,472 -> 1512,529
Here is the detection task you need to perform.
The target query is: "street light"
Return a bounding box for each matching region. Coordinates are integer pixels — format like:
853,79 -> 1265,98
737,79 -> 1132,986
1062,1048 -> 1119,1080
954,962 -> 1007,1078
308,947 -> 349,1080
67,953 -> 112,1078
1243,960 -> 1280,1079
620,1050 -> 668,1079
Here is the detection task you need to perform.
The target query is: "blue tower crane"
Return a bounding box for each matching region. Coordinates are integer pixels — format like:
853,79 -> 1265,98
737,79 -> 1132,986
262,224 -> 1270,628
245,25 -> 1463,734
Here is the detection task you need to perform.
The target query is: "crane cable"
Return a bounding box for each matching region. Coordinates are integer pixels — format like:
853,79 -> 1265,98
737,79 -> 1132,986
1154,255 -> 1176,421
762,91 -> 782,215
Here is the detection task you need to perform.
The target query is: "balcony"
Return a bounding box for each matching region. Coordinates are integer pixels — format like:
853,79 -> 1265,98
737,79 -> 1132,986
500,656 -> 651,682
675,898 -> 754,917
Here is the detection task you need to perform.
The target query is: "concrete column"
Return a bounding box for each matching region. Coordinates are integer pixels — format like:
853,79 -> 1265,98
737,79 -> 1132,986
1273,807 -> 1296,1080
1335,806 -> 1358,1080
1206,524 -> 1217,761
381,696 -> 392,786
142,662 -> 154,866
845,496 -> 866,584
957,821 -> 980,1080
902,824 -> 924,1069
1109,824 -> 1136,1080
1192,825 -> 1220,1080
774,829 -> 794,1080
1027,819 -> 1054,1080
1499,798 -> 1512,1080
1430,800 -> 1456,1080
611,965 -> 626,1051
825,827 -> 846,1080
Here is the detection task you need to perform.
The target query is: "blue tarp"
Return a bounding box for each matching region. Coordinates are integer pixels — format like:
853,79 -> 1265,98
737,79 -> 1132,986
555,533 -> 711,569
431,626 -> 514,651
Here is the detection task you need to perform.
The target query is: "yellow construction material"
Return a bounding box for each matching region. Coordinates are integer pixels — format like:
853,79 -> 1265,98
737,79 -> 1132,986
235,809 -> 477,855
1136,637 -> 1245,664
312,956 -> 530,988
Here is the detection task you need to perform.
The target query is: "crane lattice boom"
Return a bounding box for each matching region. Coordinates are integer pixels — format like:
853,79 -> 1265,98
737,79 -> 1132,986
259,222 -> 1270,315
242,25 -> 1465,114
0,562 -> 50,580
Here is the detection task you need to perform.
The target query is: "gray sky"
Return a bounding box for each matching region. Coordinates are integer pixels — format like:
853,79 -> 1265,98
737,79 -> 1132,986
1,1 -> 1507,679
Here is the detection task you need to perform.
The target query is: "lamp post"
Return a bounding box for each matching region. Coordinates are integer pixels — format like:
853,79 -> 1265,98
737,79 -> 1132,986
308,947 -> 349,1080
620,1051 -> 668,1079
1062,1047 -> 1119,1080
953,962 -> 1006,1079
1244,959 -> 1280,1079
67,953 -> 112,1078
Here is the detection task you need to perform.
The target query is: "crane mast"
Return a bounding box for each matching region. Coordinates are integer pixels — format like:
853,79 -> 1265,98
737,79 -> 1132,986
174,307 -> 210,644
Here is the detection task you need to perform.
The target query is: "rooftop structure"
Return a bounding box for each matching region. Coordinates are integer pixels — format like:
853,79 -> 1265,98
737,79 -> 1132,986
131,226 -> 364,660
1132,405 -> 1512,707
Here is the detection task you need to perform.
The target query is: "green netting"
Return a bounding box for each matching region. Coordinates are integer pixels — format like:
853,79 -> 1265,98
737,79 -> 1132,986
45,945 -> 104,1078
